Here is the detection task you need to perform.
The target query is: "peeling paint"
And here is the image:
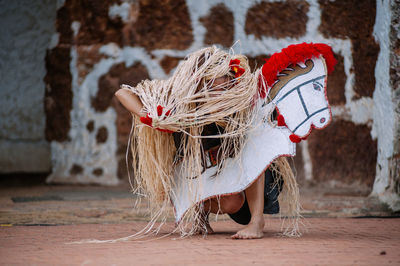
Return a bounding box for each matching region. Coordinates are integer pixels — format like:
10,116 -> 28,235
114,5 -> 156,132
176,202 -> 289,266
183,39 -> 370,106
371,0 -> 399,210
47,44 -> 119,185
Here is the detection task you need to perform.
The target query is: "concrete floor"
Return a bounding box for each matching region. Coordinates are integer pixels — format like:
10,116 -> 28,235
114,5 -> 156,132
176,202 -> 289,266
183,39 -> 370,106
0,184 -> 399,265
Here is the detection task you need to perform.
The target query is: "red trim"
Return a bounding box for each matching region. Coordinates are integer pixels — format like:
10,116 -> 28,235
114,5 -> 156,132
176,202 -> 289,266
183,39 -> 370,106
259,42 -> 337,98
277,114 -> 286,127
289,134 -> 301,143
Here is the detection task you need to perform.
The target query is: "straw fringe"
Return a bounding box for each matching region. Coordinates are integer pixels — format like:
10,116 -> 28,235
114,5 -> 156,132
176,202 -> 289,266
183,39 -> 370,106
272,157 -> 302,237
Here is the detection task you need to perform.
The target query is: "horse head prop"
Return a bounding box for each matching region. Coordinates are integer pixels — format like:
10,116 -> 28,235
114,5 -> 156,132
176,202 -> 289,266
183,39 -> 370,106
259,43 -> 337,143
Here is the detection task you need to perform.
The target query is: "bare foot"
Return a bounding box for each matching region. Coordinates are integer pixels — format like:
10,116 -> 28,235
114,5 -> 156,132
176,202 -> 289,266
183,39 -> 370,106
231,216 -> 265,239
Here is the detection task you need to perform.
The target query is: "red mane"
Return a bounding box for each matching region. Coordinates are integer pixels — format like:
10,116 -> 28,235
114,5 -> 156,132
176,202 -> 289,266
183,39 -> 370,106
259,43 -> 337,98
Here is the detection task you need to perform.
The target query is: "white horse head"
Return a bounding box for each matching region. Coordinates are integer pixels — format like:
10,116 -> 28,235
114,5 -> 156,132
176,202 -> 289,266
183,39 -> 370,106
268,56 -> 331,142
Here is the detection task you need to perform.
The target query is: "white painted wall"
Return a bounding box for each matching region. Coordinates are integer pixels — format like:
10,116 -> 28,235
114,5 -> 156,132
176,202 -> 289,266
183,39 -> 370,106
371,0 -> 400,211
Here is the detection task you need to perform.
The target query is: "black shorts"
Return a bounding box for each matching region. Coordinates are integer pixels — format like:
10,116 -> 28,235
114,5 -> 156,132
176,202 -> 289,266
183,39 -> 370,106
228,168 -> 283,225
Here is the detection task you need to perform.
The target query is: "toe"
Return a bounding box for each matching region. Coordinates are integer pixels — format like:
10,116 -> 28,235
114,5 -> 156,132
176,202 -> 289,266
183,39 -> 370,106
231,233 -> 242,239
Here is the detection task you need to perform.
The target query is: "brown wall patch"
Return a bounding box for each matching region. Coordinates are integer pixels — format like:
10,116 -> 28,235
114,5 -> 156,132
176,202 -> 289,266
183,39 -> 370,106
86,120 -> 95,133
58,0 -> 124,46
96,126 -> 108,144
245,1 -> 309,39
92,62 -> 149,112
93,74 -> 119,112
127,0 -> 193,51
160,56 -> 182,75
56,2 -> 73,45
44,47 -> 73,142
307,120 -> 377,190
246,55 -> 269,72
319,0 -> 379,99
326,54 -> 346,105
77,45 -> 105,80
70,164 -> 83,175
92,168 -> 104,177
200,4 -> 234,47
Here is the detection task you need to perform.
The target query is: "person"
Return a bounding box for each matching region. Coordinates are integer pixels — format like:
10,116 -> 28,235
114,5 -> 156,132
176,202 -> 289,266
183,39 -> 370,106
115,63 -> 282,239
114,43 -> 336,240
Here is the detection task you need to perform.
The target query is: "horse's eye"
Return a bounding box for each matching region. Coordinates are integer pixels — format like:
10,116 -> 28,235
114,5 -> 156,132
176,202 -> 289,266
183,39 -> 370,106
313,81 -> 322,91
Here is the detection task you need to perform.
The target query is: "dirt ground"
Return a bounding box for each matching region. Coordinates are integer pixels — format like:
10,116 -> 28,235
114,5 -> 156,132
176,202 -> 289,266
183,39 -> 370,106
0,184 -> 399,265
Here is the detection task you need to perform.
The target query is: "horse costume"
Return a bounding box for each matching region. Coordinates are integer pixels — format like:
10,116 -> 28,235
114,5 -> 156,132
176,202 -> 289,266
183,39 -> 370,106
122,43 -> 336,237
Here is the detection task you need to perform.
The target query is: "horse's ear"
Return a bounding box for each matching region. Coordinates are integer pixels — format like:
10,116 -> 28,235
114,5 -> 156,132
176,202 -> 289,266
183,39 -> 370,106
259,43 -> 336,98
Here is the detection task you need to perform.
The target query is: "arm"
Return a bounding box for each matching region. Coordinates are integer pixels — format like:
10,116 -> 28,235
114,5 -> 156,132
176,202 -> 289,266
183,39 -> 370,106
115,88 -> 146,118
115,87 -> 174,133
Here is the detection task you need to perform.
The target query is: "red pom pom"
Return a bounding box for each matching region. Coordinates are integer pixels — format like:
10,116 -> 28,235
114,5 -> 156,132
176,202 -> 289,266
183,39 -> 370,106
277,114 -> 286,127
289,134 -> 301,143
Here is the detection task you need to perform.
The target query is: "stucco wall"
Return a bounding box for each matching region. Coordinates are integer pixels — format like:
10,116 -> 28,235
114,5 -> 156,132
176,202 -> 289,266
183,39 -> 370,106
371,0 -> 400,210
0,0 -> 58,172
1,0 -> 398,209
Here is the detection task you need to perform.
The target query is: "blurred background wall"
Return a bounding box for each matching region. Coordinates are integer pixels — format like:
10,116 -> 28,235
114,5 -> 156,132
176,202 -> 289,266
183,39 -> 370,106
0,0 -> 399,210
0,0 -> 57,173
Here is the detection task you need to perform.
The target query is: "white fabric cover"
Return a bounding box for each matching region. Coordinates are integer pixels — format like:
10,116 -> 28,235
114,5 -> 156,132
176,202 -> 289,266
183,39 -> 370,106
171,102 -> 296,221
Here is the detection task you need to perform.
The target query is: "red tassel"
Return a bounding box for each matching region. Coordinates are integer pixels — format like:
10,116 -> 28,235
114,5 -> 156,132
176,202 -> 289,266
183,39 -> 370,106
157,105 -> 163,116
165,110 -> 171,116
156,128 -> 174,133
140,111 -> 174,133
289,134 -> 301,143
140,114 -> 153,127
277,114 -> 286,127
